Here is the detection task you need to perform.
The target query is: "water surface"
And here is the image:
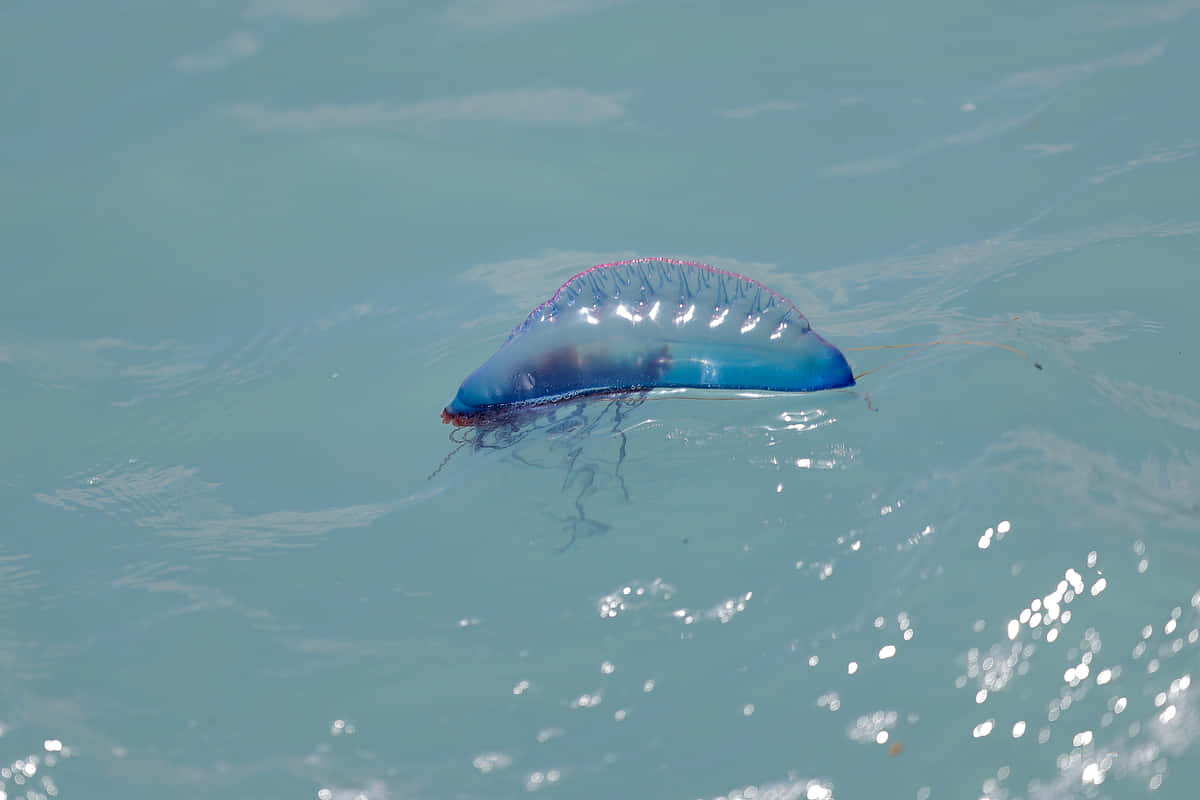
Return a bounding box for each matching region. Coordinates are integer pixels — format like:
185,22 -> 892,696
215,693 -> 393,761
3,2 -> 1200,798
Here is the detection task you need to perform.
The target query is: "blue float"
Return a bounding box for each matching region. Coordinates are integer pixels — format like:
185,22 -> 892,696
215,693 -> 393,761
442,258 -> 853,426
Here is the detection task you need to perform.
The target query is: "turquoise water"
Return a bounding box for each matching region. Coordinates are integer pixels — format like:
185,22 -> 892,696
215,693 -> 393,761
3,1 -> 1200,798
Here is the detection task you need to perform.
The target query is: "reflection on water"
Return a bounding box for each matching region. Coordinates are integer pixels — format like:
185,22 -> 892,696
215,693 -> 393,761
0,740 -> 72,800
986,428 -> 1200,535
33,461 -> 431,554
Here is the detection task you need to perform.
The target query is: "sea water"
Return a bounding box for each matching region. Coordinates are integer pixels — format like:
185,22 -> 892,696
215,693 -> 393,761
2,2 -> 1199,798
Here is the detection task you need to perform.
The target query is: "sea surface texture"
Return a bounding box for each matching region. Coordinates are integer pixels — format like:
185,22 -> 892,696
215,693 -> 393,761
2,2 -> 1199,799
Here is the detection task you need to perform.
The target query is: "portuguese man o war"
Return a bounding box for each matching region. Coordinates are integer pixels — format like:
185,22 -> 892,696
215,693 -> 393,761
433,258 -> 1032,546
441,258 -> 854,426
